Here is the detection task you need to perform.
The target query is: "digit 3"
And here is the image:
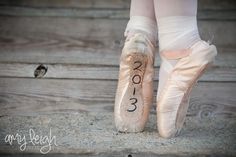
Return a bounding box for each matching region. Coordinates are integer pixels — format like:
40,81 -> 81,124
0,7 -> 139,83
126,87 -> 137,112
127,97 -> 137,112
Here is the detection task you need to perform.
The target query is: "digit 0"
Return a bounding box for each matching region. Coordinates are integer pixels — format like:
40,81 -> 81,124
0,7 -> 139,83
132,74 -> 141,84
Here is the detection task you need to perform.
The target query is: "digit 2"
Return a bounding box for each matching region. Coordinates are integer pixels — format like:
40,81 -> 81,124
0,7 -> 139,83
133,61 -> 142,71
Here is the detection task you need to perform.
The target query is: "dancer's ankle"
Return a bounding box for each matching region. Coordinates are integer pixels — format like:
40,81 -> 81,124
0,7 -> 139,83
157,16 -> 201,52
125,16 -> 157,46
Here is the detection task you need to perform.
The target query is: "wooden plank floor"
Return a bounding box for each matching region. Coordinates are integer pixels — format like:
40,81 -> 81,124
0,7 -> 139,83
0,0 -> 236,156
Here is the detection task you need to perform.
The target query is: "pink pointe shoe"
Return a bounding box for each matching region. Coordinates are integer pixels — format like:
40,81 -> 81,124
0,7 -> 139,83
157,41 -> 217,138
114,33 -> 156,132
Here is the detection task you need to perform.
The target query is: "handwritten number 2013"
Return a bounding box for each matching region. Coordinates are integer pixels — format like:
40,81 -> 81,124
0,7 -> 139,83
127,60 -> 142,112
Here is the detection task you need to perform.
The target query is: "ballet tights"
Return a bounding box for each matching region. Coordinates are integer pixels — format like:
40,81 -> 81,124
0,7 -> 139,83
126,0 -> 201,99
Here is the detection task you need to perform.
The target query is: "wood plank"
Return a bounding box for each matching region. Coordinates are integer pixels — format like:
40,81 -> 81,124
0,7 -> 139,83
0,7 -> 129,19
197,10 -> 236,21
0,0 -> 130,9
0,41 -> 235,67
0,63 -> 235,82
0,17 -> 235,48
0,17 -> 127,50
0,44 -> 235,68
198,0 -> 236,10
0,18 -> 235,66
0,7 -> 235,21
0,0 -> 235,10
0,78 -> 235,118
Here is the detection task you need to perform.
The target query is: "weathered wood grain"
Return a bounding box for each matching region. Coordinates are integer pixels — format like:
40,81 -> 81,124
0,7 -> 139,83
0,78 -> 235,118
0,7 -> 235,21
0,63 -> 235,82
0,0 -> 130,9
0,18 -> 235,67
0,0 -> 235,10
0,43 -> 235,67
0,17 -> 235,48
0,7 -> 130,19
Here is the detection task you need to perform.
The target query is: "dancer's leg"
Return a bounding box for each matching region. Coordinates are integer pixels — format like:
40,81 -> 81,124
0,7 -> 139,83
126,0 -> 157,43
154,0 -> 217,138
154,0 -> 199,51
114,0 -> 157,132
130,0 -> 156,19
154,0 -> 200,100
154,0 -> 197,19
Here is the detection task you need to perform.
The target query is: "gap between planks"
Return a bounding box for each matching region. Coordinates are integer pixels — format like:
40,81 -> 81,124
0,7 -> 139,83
0,63 -> 236,81
0,45 -> 236,67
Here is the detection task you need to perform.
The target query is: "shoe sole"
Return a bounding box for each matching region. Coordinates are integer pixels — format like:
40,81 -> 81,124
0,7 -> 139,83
116,52 -> 148,132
